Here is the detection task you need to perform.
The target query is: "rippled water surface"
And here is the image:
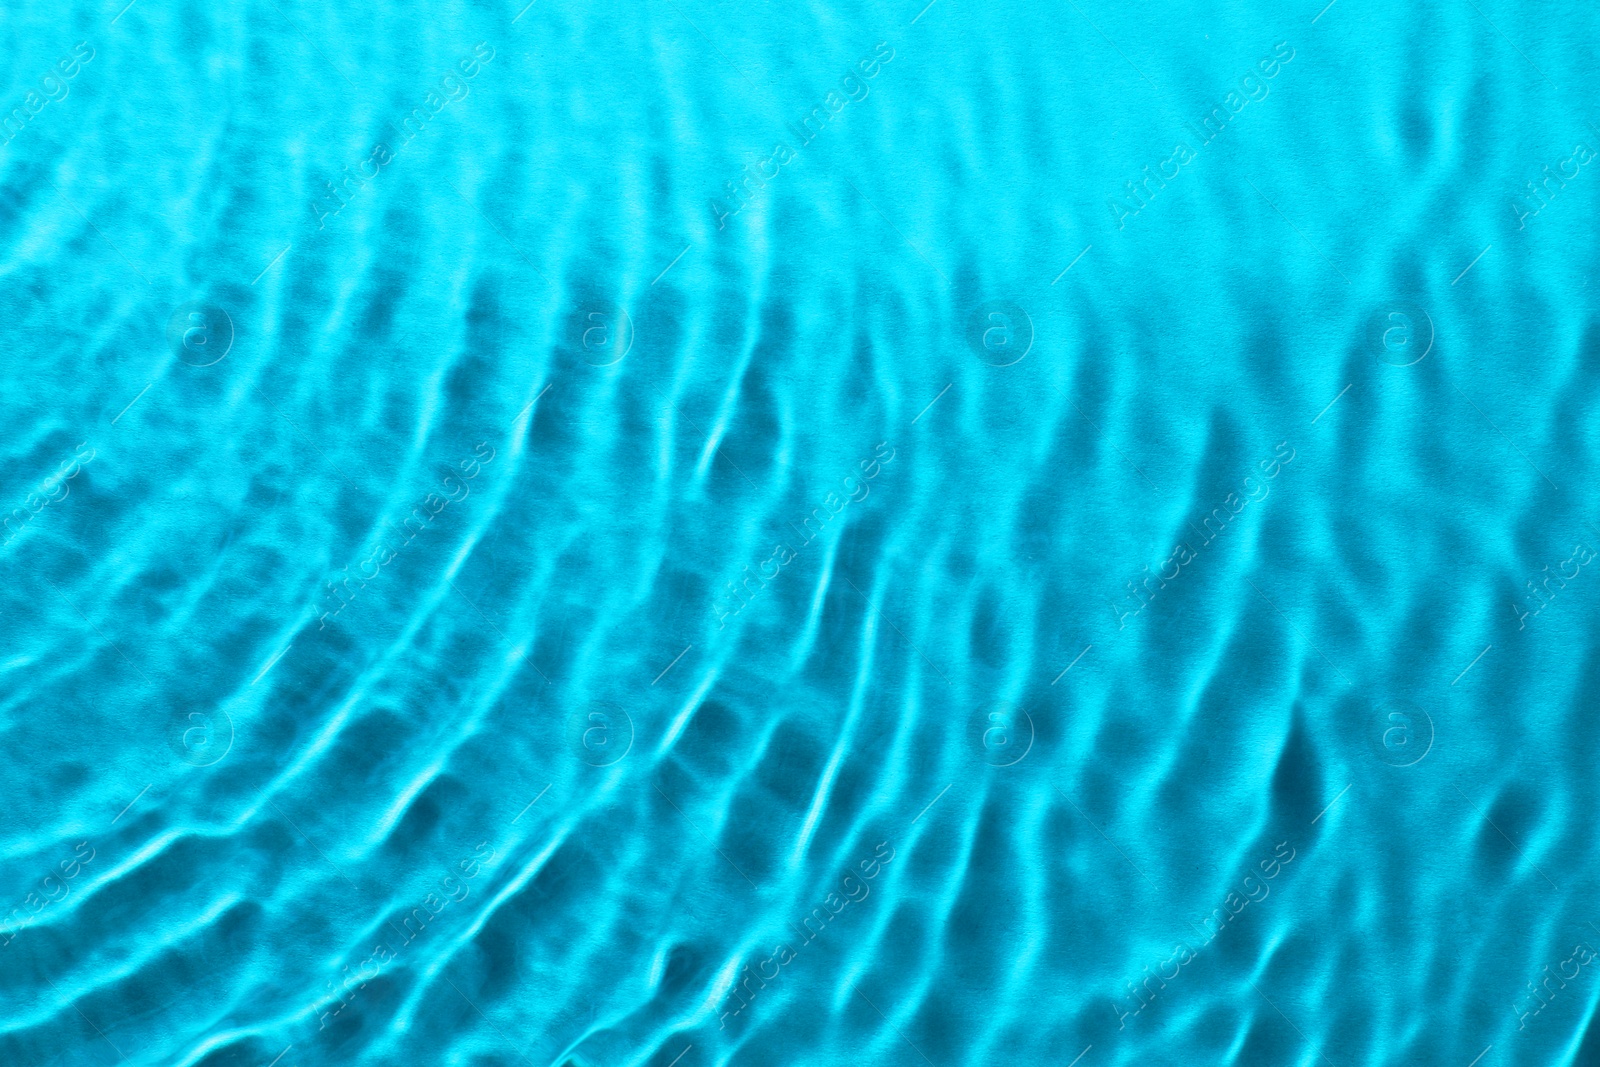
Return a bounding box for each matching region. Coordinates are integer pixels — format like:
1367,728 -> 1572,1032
4,0 -> 1600,1065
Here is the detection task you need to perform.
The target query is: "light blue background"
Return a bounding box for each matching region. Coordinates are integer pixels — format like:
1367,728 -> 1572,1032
1,0 -> 1598,1064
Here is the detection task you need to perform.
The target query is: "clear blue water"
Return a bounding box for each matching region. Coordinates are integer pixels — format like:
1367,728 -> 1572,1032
3,1 -> 1599,1065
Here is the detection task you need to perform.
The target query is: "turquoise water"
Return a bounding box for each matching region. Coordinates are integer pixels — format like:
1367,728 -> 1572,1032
3,0 -> 1600,1064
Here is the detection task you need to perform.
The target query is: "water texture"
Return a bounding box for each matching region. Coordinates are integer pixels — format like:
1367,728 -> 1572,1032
2,0 -> 1599,1065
